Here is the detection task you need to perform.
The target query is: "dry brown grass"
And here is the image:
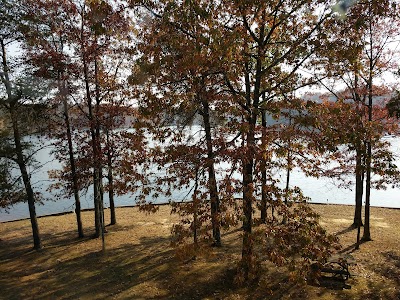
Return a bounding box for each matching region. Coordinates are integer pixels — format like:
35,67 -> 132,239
0,203 -> 399,300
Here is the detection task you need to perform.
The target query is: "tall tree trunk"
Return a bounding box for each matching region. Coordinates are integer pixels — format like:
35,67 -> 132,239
62,96 -> 84,238
200,98 -> 221,247
353,148 -> 364,228
80,13 -> 101,236
241,47 -> 261,278
80,6 -> 105,240
57,34 -> 84,238
363,140 -> 372,241
260,110 -> 267,223
241,121 -> 255,280
284,117 -> 292,206
83,57 -> 101,237
355,148 -> 364,249
106,129 -> 116,225
94,47 -> 105,251
11,108 -> 42,249
99,167 -> 106,252
193,167 -> 200,250
363,15 -> 373,242
2,40 -> 41,249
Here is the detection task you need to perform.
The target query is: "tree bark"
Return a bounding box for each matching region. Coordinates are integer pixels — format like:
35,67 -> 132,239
284,117 -> 292,206
83,57 -> 101,237
94,53 -> 106,250
106,129 -> 116,225
59,70 -> 84,238
63,97 -> 84,238
353,148 -> 364,228
363,14 -> 373,242
200,98 -> 221,247
193,167 -> 200,249
260,110 -> 267,223
11,108 -> 42,250
363,140 -> 372,241
2,39 -> 41,249
241,121 -> 255,280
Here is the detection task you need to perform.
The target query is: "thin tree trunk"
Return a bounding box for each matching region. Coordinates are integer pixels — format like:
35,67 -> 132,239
193,167 -> 199,250
241,49 -> 261,278
353,151 -> 364,250
284,162 -> 290,204
94,42 -> 105,251
106,129 -> 116,225
363,15 -> 373,242
284,117 -> 292,206
353,148 -> 364,228
241,108 -> 256,280
81,21 -> 101,237
201,98 -> 221,247
99,171 -> 106,252
57,34 -> 84,238
363,140 -> 372,241
62,96 -> 84,238
2,40 -> 41,249
260,110 -> 267,223
83,64 -> 101,237
11,108 -> 42,249
242,125 -> 255,280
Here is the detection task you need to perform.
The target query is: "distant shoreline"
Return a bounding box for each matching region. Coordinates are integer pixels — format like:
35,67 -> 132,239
1,201 -> 399,224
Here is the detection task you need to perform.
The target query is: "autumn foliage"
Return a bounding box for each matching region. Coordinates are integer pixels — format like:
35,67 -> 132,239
1,0 -> 400,286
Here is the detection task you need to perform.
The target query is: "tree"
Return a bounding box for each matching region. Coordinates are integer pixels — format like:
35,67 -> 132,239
353,0 -> 400,242
77,0 -> 132,244
22,0 -> 85,238
22,0 -> 133,245
0,0 -> 44,249
218,0 -> 334,279
133,0 -> 236,247
99,103 -> 136,225
304,96 -> 399,248
310,0 -> 400,241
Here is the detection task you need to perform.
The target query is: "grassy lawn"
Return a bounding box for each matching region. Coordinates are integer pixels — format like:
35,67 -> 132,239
0,204 -> 399,299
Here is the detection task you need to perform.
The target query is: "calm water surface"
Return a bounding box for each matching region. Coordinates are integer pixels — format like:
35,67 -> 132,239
1,134 -> 399,222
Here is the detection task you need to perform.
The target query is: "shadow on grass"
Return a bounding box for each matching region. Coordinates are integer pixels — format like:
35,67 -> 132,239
0,224 -> 319,300
335,280 -> 399,300
335,225 -> 357,236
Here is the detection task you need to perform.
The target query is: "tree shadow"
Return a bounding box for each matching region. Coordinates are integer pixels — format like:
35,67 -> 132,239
335,225 -> 357,236
0,223 -> 316,300
373,251 -> 400,298
309,275 -> 352,291
338,240 -> 370,254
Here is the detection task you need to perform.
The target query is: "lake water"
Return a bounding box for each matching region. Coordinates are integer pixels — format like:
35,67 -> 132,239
1,134 -> 399,222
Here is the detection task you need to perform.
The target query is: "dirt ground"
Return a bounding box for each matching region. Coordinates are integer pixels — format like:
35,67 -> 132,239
0,203 -> 399,300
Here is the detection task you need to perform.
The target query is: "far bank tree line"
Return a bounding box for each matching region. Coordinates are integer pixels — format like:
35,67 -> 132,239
1,0 -> 400,281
